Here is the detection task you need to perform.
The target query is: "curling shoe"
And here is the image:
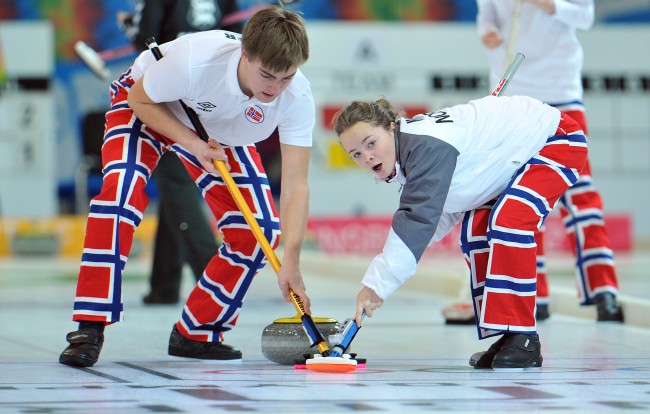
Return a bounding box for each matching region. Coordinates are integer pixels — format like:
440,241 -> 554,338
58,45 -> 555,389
168,325 -> 242,360
491,333 -> 542,369
536,304 -> 550,321
59,325 -> 104,367
469,334 -> 509,368
595,293 -> 624,322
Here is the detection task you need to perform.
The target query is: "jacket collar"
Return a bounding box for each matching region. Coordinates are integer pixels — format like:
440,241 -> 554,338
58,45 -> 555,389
384,120 -> 403,184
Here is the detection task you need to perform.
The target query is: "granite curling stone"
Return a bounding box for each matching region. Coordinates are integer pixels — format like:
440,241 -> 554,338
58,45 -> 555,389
261,314 -> 340,365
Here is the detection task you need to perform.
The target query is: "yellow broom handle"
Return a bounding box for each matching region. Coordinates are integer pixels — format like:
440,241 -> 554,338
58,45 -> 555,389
213,160 -> 328,354
212,160 -> 315,323
213,160 -> 281,272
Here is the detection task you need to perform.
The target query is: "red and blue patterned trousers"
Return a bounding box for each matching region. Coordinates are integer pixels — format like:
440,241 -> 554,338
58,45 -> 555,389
72,70 -> 280,342
460,114 -> 588,339
536,104 -> 619,306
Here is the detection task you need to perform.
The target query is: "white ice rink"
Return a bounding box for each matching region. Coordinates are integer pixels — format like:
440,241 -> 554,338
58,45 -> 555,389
1,250 -> 650,414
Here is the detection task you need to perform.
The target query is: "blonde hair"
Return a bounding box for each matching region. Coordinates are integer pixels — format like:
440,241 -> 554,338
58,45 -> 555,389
332,97 -> 401,136
242,6 -> 309,72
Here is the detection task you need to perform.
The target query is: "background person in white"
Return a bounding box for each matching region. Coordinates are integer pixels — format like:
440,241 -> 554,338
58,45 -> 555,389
59,7 -> 315,368
475,0 -> 623,322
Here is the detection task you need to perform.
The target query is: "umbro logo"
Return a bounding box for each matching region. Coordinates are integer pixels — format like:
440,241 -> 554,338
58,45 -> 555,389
196,102 -> 217,112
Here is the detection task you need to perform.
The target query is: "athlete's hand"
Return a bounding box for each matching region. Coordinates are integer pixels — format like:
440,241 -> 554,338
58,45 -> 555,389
480,28 -> 502,49
190,138 -> 229,173
356,286 -> 383,324
278,263 -> 311,315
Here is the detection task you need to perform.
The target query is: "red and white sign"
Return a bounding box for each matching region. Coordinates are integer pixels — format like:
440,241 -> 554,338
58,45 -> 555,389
306,214 -> 632,256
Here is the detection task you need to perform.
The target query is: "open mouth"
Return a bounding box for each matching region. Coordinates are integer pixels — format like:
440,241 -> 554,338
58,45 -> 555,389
372,163 -> 383,174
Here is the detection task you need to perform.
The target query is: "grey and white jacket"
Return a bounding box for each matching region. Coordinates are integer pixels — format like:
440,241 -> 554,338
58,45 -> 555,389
362,95 -> 561,299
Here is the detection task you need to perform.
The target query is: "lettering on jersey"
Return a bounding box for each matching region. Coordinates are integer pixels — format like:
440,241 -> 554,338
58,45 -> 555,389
428,111 -> 453,123
404,111 -> 453,124
224,32 -> 242,41
245,105 -> 264,124
196,102 -> 217,112
404,114 -> 425,124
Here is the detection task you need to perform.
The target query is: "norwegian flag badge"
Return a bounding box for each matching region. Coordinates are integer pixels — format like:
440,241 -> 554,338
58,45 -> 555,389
245,105 -> 265,124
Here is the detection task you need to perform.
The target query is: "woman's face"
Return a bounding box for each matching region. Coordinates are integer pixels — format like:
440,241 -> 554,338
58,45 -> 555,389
238,53 -> 297,103
339,121 -> 396,180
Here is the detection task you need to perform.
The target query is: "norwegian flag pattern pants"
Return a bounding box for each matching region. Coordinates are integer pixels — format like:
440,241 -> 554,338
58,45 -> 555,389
71,70 -> 280,342
460,115 -> 588,339
535,104 -> 619,306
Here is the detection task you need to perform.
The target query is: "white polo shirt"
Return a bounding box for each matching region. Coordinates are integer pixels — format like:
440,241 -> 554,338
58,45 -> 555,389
130,30 -> 314,147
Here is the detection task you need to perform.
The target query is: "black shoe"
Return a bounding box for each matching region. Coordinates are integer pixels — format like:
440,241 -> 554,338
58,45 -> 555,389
536,304 -> 550,321
469,334 -> 509,368
59,327 -> 104,367
168,325 -> 242,360
595,293 -> 624,322
143,292 -> 179,305
491,333 -> 542,369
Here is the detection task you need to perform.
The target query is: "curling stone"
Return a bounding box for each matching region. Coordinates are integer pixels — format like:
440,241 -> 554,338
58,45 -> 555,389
261,314 -> 340,365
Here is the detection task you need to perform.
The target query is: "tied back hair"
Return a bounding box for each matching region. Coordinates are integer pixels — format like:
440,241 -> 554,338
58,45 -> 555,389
332,97 -> 402,136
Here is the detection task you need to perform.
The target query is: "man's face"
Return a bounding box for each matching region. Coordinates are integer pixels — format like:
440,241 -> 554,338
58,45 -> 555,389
340,122 -> 397,180
240,54 -> 297,103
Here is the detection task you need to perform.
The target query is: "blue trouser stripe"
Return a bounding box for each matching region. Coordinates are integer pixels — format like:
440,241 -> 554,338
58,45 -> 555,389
485,278 -> 537,293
